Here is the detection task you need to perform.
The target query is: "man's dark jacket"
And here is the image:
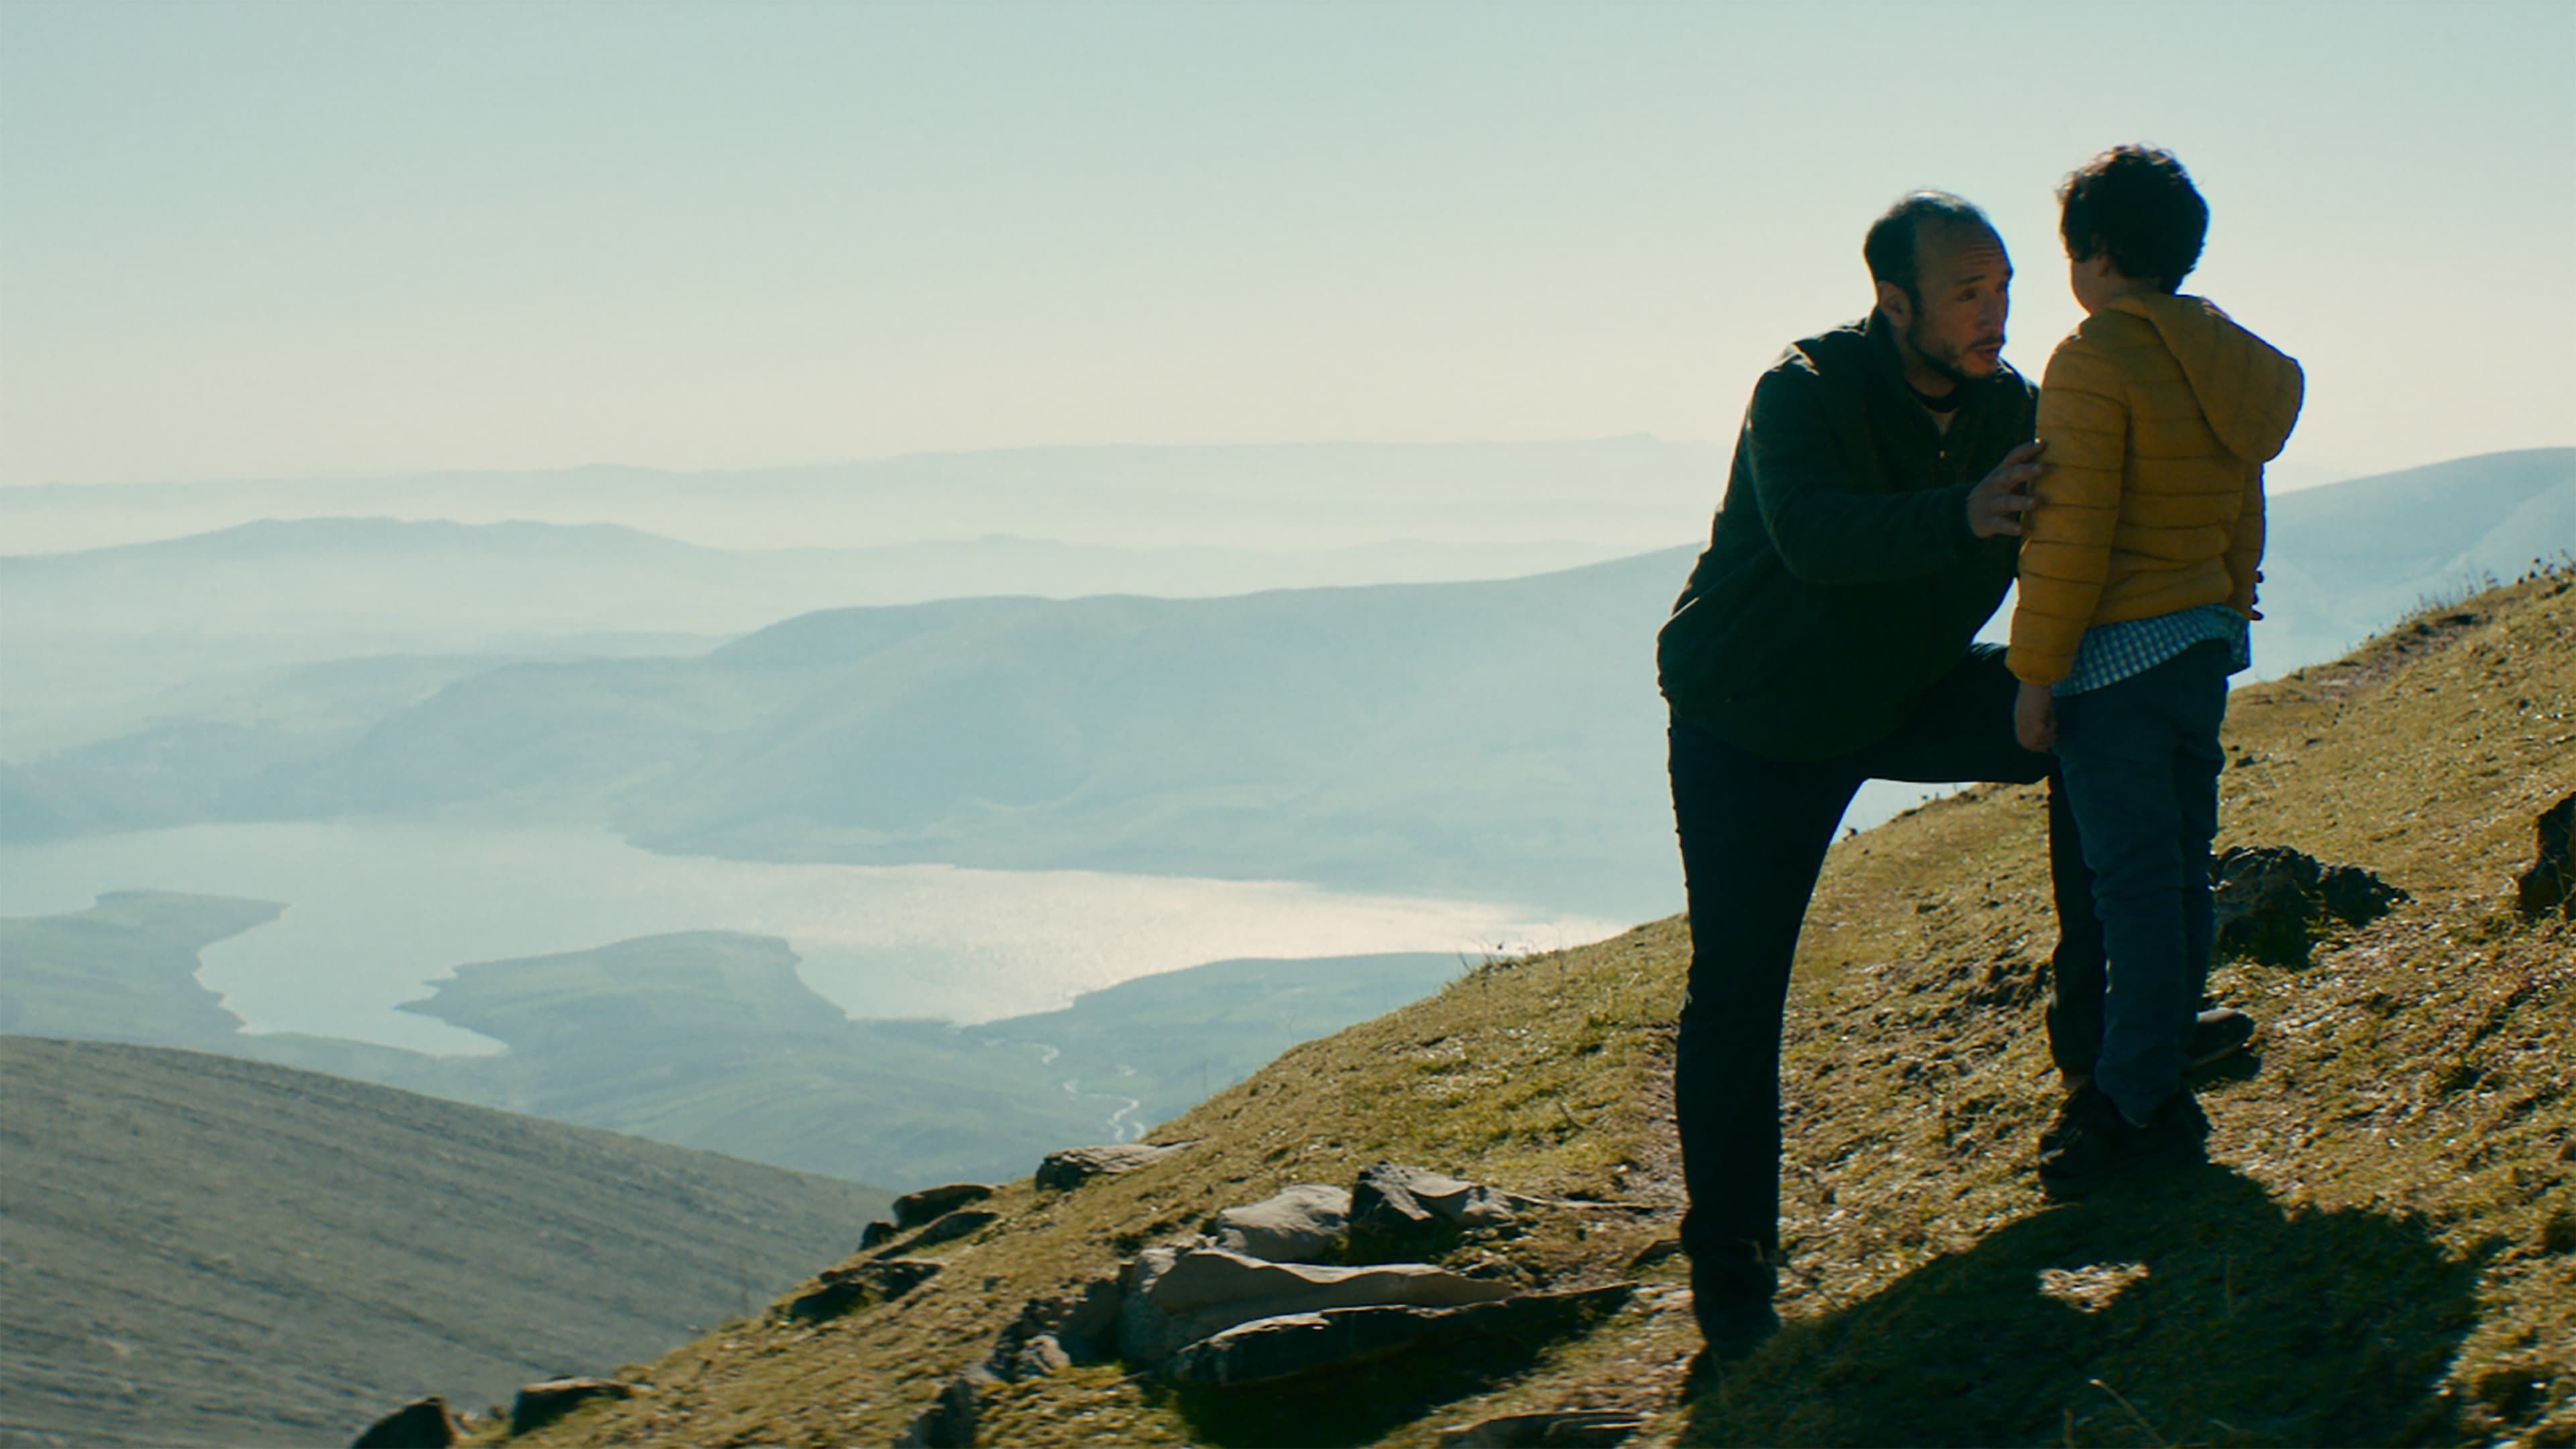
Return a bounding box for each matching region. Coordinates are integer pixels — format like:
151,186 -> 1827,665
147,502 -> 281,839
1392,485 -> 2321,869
1657,310 -> 2037,761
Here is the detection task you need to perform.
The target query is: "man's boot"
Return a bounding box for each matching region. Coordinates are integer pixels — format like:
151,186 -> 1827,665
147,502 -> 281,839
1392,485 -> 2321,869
1684,1239 -> 1780,1392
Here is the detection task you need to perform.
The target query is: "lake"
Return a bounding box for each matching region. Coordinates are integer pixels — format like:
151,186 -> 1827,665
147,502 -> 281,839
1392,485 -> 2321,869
0,822 -> 1625,1055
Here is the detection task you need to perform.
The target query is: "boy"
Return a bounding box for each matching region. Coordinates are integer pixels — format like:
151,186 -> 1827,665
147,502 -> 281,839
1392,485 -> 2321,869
2008,146 -> 2302,1193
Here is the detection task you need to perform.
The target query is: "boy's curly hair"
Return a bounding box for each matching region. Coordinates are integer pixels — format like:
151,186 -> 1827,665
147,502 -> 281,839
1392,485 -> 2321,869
2057,145 -> 2208,292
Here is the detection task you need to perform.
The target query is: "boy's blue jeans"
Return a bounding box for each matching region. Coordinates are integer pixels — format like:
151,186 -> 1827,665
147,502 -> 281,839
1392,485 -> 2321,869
2052,639 -> 2231,1123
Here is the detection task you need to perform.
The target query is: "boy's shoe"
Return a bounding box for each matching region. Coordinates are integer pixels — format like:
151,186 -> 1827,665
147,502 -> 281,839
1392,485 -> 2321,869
2037,1085 -> 2208,1198
2188,1007 -> 2259,1069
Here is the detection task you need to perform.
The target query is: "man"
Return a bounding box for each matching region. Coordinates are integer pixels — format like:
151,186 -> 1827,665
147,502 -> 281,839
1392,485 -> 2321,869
1654,191 -> 2251,1373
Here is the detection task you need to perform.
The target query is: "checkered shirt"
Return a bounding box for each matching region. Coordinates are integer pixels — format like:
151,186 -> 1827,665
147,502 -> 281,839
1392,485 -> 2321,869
2053,602 -> 2253,698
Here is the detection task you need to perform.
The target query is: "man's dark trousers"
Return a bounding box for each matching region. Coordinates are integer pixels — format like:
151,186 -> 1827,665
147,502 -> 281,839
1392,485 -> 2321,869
1668,643 -> 2106,1287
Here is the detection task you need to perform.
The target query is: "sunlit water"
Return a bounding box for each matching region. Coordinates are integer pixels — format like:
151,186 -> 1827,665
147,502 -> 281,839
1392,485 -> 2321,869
0,822 -> 1624,1055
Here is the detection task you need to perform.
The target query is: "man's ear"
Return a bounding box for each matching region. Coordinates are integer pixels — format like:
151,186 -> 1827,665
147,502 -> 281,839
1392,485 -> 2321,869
1874,278 -> 1914,327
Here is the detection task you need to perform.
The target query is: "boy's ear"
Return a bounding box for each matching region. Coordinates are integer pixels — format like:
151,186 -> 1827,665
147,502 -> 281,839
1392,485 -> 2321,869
1874,278 -> 1914,327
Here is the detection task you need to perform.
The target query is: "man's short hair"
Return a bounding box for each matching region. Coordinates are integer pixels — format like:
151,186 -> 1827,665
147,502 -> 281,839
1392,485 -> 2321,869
2057,145 -> 2207,292
1863,191 -> 1996,306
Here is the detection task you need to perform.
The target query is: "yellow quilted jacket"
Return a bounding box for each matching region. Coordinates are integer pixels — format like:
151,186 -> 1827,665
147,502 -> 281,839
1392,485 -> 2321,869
2007,292 -> 2304,685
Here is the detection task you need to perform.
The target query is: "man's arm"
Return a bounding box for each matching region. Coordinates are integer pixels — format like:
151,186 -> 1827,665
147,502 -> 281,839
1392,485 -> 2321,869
1745,364 -> 2035,585
2008,334 -> 2129,685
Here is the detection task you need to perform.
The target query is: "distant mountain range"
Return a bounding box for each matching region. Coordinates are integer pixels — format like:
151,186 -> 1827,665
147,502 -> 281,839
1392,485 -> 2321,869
2249,447 -> 2576,673
3,449 -> 2567,922
0,519 -> 1627,757
1,515 -> 1635,643
1,1032 -> 888,1448
0,436 -> 1723,553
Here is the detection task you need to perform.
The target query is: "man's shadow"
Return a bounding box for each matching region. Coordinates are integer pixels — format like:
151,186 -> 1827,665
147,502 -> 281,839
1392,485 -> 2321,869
1685,1167 -> 2481,1446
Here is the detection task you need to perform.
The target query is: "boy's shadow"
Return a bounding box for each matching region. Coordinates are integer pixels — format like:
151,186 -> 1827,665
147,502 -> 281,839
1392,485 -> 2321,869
1686,1166 -> 2480,1446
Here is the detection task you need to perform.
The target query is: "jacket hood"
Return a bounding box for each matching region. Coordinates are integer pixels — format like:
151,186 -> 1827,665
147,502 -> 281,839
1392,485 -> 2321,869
2110,293 -> 2304,463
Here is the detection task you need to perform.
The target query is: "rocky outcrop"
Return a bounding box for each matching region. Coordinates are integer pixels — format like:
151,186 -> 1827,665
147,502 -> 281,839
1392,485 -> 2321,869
509,1377 -> 637,1435
1435,1407 -> 1648,1446
889,1161 -> 1640,1432
350,1396 -> 463,1448
1118,1246 -> 1520,1364
1350,1162 -> 1526,1258
1034,1141 -> 1192,1191
785,1258 -> 944,1322
876,1209 -> 1000,1256
985,1277 -> 1121,1383
894,1375 -> 981,1448
859,1219 -> 899,1249
1160,1284 -> 1635,1387
2212,846 -> 2408,966
1207,1183 -> 1350,1263
893,1183 -> 996,1228
2517,792 -> 2575,919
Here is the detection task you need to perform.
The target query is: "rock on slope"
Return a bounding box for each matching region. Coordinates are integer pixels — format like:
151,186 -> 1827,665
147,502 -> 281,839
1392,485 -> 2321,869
494,568 -> 2576,1449
0,1039 -> 892,1448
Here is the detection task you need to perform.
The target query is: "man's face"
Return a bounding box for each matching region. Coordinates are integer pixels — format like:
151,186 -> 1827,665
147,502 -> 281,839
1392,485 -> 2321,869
1892,222 -> 2012,385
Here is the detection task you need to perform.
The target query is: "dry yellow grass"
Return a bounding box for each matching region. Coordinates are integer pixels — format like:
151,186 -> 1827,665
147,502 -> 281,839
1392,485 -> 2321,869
492,570 -> 2576,1448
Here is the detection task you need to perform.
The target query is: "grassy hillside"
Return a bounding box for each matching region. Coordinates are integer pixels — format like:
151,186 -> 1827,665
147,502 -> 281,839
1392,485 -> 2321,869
1,1037 -> 893,1448
496,566 -> 2575,1448
0,889 -> 276,1045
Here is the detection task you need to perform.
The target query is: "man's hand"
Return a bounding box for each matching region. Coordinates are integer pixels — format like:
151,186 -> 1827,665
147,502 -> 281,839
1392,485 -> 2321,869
1967,439 -> 2045,539
2015,679 -> 2057,753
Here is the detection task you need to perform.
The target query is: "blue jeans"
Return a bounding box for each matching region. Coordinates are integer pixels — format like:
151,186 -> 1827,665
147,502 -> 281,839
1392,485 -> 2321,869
2052,639 -> 2231,1122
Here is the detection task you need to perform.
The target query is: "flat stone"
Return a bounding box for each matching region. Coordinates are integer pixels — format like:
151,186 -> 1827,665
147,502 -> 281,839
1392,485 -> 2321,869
1118,1246 -> 1519,1364
893,1182 -> 997,1229
1161,1284 -> 1635,1387
1034,1142 -> 1190,1191
1437,1409 -> 1650,1447
509,1378 -> 637,1435
1208,1183 -> 1350,1263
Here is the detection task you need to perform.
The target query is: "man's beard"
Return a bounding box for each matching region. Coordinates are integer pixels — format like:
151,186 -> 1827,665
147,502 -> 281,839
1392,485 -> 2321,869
1907,316 -> 2002,386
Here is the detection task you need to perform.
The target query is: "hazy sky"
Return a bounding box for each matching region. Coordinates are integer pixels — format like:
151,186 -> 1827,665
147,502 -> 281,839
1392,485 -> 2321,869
2,1 -> 2569,488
